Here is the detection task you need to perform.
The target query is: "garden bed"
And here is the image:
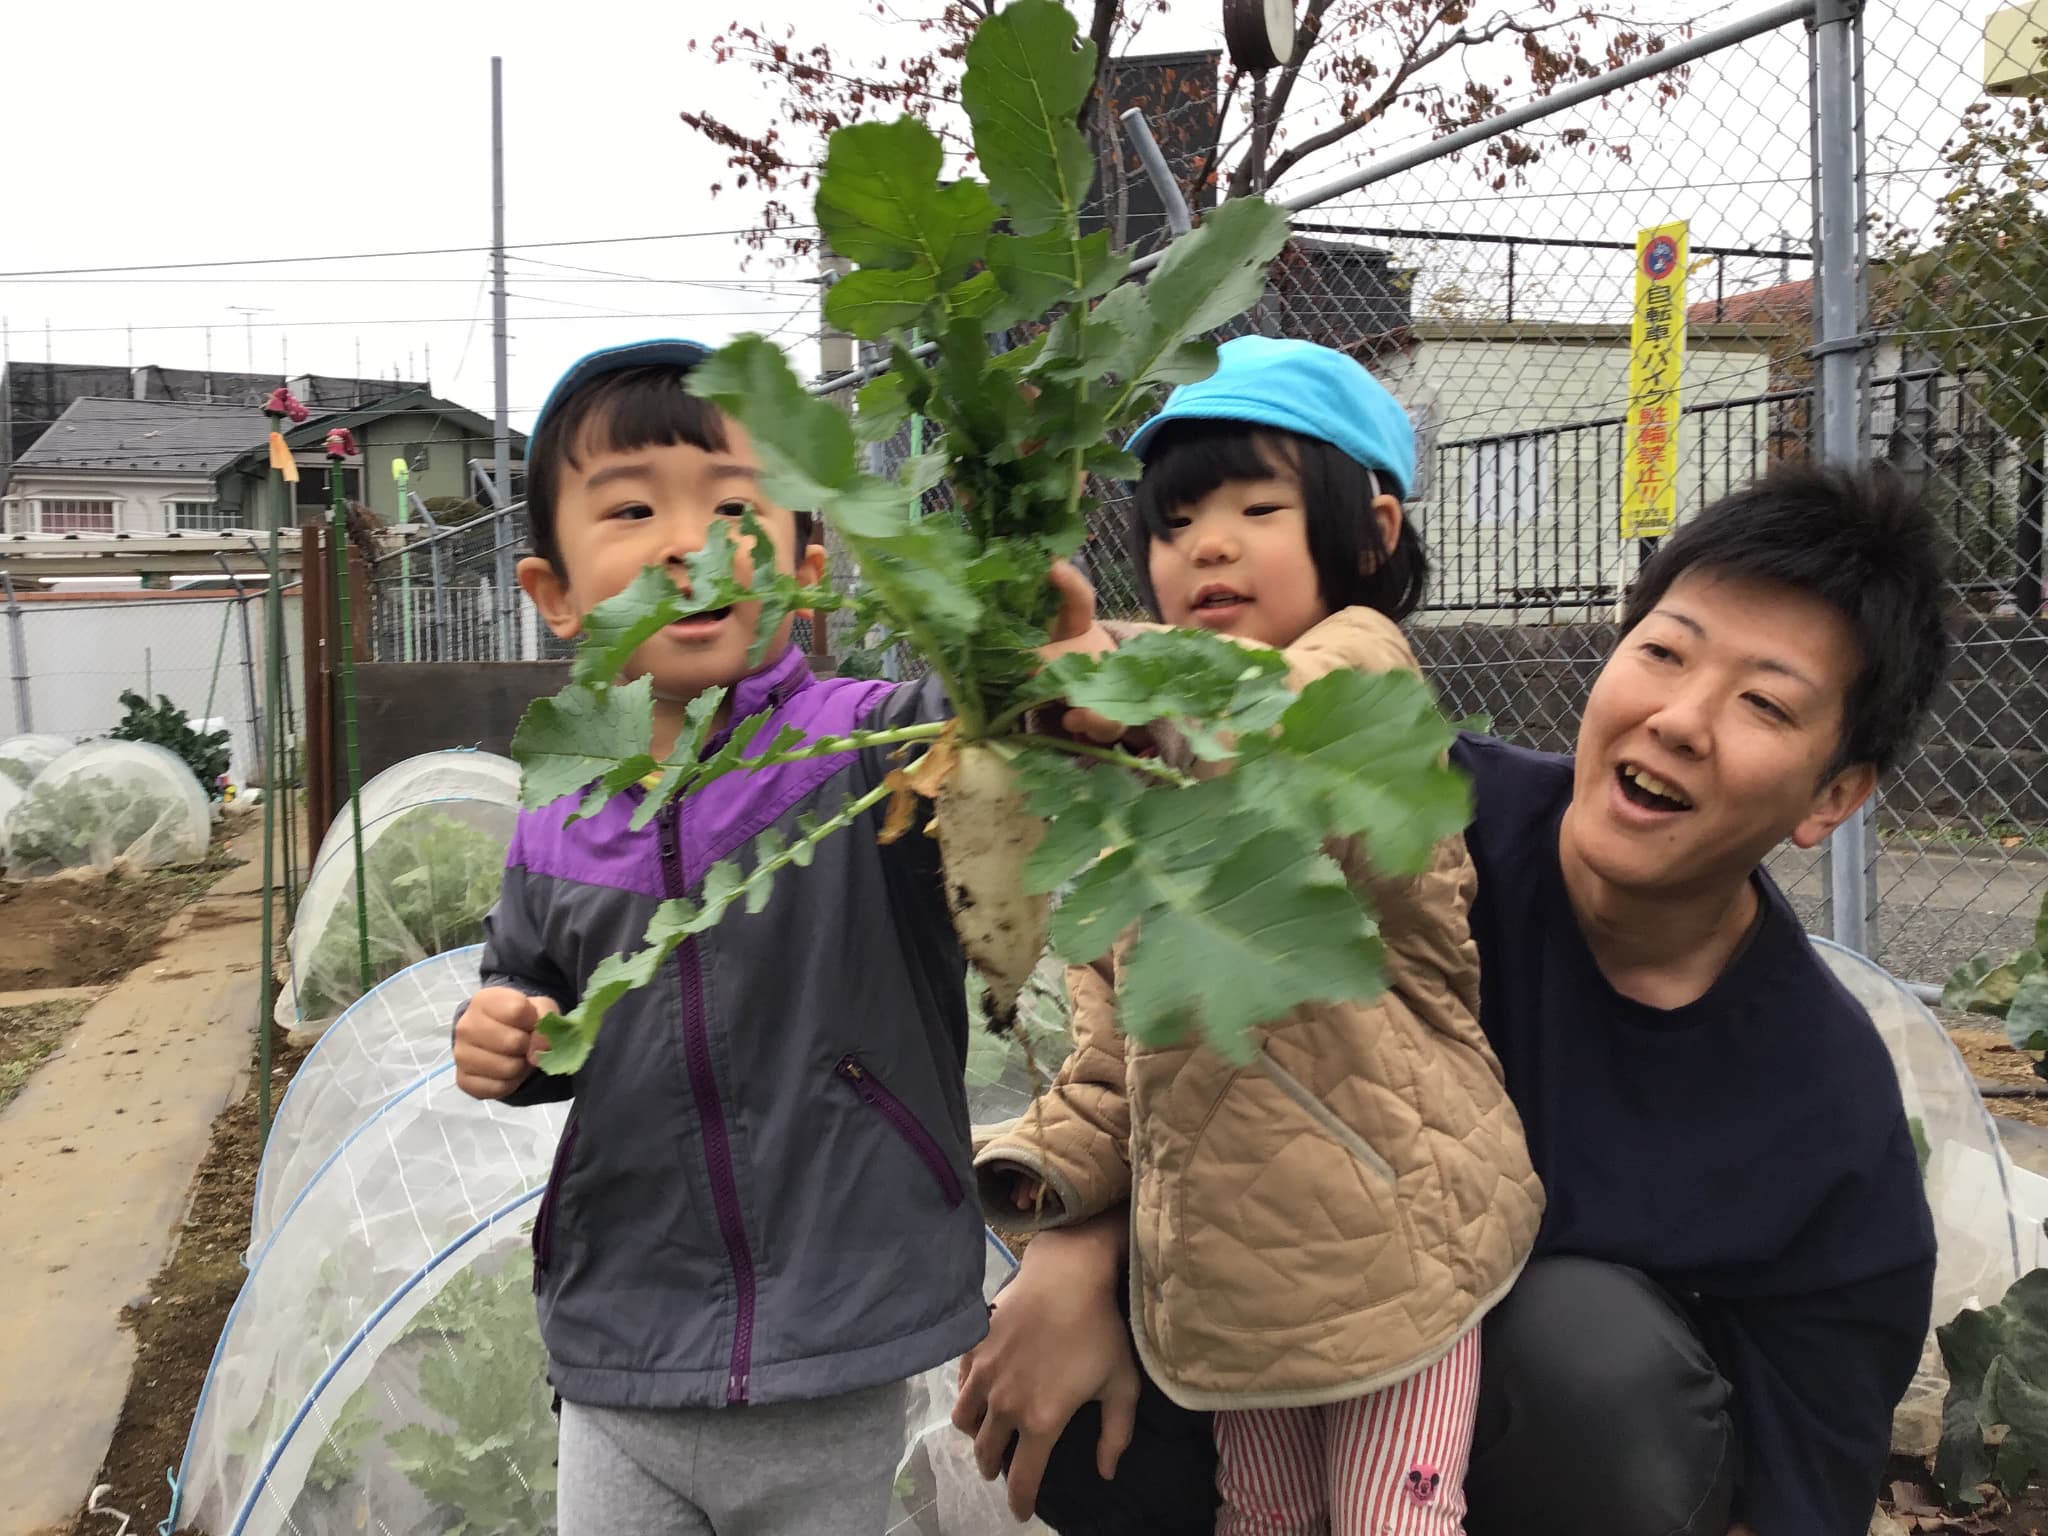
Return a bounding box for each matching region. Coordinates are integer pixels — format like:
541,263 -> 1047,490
57,1011 -> 2048,1536
0,832 -> 238,993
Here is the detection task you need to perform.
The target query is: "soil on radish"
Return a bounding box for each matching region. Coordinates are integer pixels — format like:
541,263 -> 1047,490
68,1023 -> 308,1536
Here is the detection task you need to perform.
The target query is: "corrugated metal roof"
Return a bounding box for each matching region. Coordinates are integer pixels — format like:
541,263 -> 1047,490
12,397 -> 267,475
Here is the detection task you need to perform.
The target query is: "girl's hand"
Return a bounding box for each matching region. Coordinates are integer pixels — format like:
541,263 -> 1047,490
953,1209 -> 1138,1522
1034,560 -> 1144,749
991,1169 -> 1047,1213
1037,560 -> 1114,666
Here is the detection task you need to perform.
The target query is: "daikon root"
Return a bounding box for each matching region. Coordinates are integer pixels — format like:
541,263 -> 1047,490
930,741 -> 1048,1031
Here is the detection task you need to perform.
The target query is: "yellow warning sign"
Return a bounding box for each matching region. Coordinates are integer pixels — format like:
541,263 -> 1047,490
1622,221 -> 1688,539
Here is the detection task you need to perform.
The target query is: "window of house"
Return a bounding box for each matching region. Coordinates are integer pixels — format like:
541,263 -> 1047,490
38,498 -> 118,533
296,467 -> 362,509
170,500 -> 235,532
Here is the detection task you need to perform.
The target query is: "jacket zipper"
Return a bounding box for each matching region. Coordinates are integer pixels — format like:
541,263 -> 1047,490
532,1118 -> 581,1286
662,803 -> 759,1404
835,1056 -> 966,1208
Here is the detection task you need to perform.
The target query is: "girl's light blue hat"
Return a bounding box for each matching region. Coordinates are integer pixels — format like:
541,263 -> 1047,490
1126,336 -> 1417,499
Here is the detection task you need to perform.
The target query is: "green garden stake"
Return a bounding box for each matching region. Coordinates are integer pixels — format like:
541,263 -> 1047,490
326,428 -> 373,999
253,388 -> 311,1143
394,457 -> 414,664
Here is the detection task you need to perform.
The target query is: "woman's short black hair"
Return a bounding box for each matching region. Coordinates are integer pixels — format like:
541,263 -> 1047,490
524,364 -> 814,573
1620,459 -> 1949,775
1127,421 -> 1429,622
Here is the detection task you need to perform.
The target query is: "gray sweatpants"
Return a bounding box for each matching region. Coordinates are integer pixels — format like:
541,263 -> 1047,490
556,1380 -> 911,1536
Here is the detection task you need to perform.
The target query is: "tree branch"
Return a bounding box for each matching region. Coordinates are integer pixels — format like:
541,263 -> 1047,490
1077,0 -> 1120,127
1256,8 -> 1597,188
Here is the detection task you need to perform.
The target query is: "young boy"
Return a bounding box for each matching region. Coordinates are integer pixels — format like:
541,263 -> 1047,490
452,338 -> 1003,1535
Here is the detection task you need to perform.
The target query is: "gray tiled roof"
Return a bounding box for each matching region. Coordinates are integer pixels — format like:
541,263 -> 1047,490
12,397 -> 268,475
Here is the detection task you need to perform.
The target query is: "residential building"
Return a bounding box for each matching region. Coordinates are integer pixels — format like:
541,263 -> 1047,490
210,388 -> 524,529
1,360 -> 426,494
2,386 -> 521,536
1,398 -> 268,534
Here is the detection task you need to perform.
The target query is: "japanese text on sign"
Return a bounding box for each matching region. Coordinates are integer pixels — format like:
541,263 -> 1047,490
1623,221 -> 1689,540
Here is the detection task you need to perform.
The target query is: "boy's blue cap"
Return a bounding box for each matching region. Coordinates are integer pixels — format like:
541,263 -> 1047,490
1126,336 -> 1416,500
531,338 -> 713,443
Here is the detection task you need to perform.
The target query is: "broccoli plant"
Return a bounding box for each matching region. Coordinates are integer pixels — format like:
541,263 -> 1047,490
110,690 -> 230,797
296,806 -> 509,1021
510,0 -> 1470,1073
1946,889 -> 2048,1069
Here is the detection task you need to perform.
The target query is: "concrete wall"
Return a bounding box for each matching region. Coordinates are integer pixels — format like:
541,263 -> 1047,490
1380,331 -> 1778,612
0,592 -> 304,785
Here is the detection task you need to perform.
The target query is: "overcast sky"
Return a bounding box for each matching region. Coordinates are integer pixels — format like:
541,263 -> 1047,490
0,0 -> 2006,434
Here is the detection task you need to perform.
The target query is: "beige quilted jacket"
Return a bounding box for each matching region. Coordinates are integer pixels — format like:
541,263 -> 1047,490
976,607 -> 1544,1410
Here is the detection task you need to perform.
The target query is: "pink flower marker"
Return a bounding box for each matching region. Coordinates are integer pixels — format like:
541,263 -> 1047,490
263,386 -> 309,424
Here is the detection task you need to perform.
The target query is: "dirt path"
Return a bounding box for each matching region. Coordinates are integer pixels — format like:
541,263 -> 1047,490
69,1024 -> 307,1536
0,850 -> 268,1536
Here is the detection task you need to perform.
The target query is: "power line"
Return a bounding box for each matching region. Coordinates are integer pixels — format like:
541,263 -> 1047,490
12,305 -> 810,340
0,227 -> 820,281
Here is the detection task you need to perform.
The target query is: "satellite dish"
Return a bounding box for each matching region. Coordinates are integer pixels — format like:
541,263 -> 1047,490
1224,0 -> 1294,71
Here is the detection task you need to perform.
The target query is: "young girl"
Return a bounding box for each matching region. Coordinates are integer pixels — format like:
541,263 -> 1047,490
976,336 -> 1544,1535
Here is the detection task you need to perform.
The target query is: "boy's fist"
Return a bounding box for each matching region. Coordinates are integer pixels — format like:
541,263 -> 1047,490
453,987 -> 560,1100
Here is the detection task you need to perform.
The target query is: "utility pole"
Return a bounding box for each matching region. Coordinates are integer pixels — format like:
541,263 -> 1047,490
489,56 -> 517,659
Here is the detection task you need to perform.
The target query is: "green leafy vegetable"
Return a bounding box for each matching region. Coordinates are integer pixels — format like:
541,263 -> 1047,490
375,1250 -> 556,1535
5,767 -> 207,877
110,690 -> 231,797
1938,1267 -> 2048,1504
297,807 -> 510,1022
1946,892 -> 2048,1056
510,0 -> 1470,1069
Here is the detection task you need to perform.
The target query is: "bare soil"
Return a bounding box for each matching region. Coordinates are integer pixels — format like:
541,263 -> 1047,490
70,1023 -> 307,1536
1882,1453 -> 2048,1532
0,845 -> 236,993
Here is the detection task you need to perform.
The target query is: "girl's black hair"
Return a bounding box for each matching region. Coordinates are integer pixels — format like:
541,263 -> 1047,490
1128,421 -> 1429,622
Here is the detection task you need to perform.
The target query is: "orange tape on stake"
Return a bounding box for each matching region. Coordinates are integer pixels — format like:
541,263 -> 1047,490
268,432 -> 300,483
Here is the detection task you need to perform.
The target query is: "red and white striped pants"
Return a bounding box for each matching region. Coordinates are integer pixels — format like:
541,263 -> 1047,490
1213,1328 -> 1481,1536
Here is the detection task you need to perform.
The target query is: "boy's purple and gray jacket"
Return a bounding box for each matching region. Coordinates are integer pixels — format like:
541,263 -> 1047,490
479,644 -> 988,1410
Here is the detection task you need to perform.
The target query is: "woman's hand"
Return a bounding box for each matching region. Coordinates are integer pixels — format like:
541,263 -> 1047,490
953,1209 -> 1138,1522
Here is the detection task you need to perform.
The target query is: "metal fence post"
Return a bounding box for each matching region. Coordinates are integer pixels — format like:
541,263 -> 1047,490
472,458 -> 518,661
0,570 -> 29,733
1811,0 -> 1877,955
410,492 -> 453,662
218,552 -> 264,784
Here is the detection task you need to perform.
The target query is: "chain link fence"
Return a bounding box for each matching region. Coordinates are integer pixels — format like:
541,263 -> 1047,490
357,0 -> 2047,990
0,586 -> 298,791
364,508 -> 570,665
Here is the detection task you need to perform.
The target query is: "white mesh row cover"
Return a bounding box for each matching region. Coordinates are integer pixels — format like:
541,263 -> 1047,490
176,1058 -> 1037,1536
314,750 -> 522,875
0,731 -> 73,788
278,798 -> 515,1037
1810,939 -> 2028,1446
2,739 -> 209,878
249,948 -> 485,1260
966,955 -> 1075,1135
173,1065 -> 569,1535
0,773 -> 19,868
